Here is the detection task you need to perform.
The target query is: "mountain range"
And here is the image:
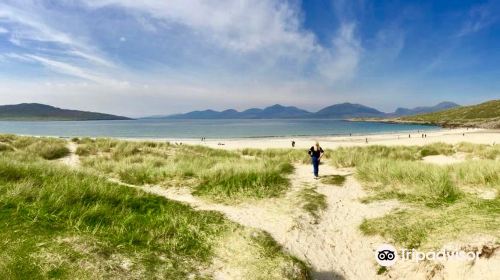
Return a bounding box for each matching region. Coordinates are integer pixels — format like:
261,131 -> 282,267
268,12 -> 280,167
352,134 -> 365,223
0,103 -> 131,121
149,102 -> 460,119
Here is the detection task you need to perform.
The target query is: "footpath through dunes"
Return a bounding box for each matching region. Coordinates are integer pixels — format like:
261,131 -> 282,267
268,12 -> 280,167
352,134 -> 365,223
58,141 -> 80,167
114,164 -> 401,279
59,143 -> 397,278
59,140 -> 500,280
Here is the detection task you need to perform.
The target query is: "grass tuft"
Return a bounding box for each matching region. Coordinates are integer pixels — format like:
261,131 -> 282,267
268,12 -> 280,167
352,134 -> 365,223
320,175 -> 346,186
297,186 -> 327,222
348,143 -> 500,249
78,139 -> 301,203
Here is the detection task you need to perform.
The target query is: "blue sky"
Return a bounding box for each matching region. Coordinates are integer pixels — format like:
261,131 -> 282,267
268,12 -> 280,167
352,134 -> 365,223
0,0 -> 499,117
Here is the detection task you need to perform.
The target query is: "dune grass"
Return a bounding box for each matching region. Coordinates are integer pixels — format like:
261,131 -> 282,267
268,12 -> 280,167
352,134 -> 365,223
0,134 -> 70,160
334,143 -> 500,249
455,142 -> 500,160
329,143 -> 455,168
76,139 -> 304,203
297,186 -> 327,223
0,135 -> 310,279
0,156 -> 228,279
320,175 -> 346,186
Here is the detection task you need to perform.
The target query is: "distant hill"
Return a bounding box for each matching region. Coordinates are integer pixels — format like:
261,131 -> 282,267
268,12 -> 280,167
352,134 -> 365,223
0,103 -> 131,121
391,101 -> 460,116
163,104 -> 312,119
399,100 -> 500,128
146,101 -> 460,120
314,103 -> 385,118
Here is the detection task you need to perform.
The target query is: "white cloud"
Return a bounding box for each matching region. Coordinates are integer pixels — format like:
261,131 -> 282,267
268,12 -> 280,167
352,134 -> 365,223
0,2 -> 115,67
0,0 -> 368,114
81,0 -> 362,84
457,2 -> 499,37
317,23 -> 362,83
83,0 -> 318,54
22,54 -> 126,86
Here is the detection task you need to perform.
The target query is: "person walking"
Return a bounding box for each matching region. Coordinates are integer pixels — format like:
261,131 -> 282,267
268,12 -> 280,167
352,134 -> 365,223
308,142 -> 324,179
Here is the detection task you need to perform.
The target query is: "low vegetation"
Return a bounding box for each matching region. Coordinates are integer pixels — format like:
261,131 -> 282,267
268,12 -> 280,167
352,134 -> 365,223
297,185 -> 327,222
320,175 -> 346,186
331,143 -> 500,249
0,134 -> 70,160
3,133 -> 498,277
399,99 -> 500,128
76,139 -> 309,203
0,135 -> 310,279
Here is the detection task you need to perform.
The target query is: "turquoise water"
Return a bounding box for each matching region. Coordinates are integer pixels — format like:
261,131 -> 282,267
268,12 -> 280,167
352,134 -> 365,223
0,119 -> 439,139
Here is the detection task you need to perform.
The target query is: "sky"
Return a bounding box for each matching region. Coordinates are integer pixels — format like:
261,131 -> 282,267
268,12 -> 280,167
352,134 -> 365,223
0,0 -> 499,117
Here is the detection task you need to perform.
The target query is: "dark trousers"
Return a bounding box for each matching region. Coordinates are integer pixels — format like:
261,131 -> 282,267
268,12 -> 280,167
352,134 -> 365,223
312,156 -> 319,177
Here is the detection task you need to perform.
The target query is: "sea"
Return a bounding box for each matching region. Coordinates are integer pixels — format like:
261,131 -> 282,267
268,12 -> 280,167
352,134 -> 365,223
0,119 -> 440,139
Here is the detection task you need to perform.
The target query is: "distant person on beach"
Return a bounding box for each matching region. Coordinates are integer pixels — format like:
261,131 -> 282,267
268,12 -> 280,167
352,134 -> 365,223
292,140 -> 295,148
308,142 -> 324,179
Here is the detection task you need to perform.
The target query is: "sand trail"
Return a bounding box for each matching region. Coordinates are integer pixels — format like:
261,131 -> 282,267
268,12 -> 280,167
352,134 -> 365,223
58,139 -> 500,279
131,164 -> 400,279
59,141 -> 80,168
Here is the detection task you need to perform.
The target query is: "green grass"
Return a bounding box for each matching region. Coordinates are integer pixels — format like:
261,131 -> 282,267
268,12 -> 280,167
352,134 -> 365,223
360,197 -> 500,249
297,186 -> 327,222
0,157 -> 228,278
400,99 -> 500,128
344,143 -> 500,249
0,142 -> 14,152
329,144 -> 454,168
455,142 -> 500,160
357,159 -> 462,205
0,134 -> 311,279
0,134 -> 70,160
77,139 -> 303,203
320,175 -> 346,186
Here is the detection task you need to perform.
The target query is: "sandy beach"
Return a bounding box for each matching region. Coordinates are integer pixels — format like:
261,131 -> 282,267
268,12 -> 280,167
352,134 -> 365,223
133,128 -> 500,150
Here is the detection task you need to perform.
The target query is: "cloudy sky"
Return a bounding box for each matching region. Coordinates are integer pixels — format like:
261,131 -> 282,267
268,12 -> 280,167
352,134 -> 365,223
0,0 -> 499,117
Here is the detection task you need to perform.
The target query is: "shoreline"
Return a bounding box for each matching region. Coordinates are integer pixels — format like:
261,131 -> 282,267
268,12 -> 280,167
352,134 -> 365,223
120,128 -> 500,150
5,128 -> 499,150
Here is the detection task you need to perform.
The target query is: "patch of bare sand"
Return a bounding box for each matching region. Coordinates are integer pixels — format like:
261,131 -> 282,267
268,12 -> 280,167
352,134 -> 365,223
387,235 -> 500,280
462,187 -> 498,200
108,163 -> 499,280
132,164 -> 401,279
59,141 -> 80,168
422,154 -> 465,165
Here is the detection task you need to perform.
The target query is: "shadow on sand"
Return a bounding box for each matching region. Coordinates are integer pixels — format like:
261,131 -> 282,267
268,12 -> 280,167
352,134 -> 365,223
312,270 -> 346,280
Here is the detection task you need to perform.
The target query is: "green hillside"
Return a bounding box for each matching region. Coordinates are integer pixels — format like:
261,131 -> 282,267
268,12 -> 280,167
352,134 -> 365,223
399,100 -> 500,128
0,103 -> 131,121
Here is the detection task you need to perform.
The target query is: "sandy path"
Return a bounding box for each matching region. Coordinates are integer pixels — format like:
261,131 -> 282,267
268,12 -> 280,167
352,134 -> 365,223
127,164 -> 400,279
57,139 -> 499,279
59,141 -> 80,168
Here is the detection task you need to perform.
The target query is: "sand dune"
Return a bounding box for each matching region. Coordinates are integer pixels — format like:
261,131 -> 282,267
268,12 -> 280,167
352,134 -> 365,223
60,130 -> 500,280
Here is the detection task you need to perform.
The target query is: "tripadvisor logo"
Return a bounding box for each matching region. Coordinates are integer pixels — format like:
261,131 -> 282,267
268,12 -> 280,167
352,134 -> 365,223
375,244 -> 480,267
375,244 -> 397,267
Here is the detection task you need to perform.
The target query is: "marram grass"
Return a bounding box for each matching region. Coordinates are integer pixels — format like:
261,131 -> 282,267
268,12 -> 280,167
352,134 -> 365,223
77,139 -> 306,203
345,143 -> 500,249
